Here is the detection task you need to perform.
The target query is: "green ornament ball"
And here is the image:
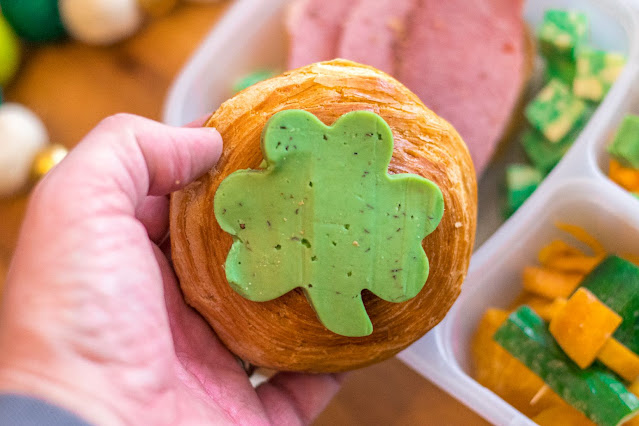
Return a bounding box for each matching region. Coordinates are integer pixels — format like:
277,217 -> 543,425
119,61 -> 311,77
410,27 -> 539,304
0,13 -> 20,86
0,0 -> 67,42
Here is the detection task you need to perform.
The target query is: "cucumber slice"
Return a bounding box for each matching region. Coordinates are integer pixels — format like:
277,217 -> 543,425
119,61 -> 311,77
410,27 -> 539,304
580,256 -> 639,353
494,306 -> 639,426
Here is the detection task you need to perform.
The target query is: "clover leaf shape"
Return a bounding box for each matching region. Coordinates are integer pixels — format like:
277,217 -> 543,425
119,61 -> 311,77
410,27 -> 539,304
214,110 -> 444,337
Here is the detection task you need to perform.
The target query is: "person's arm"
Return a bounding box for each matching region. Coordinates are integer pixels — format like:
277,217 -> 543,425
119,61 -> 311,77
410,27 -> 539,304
0,114 -> 342,425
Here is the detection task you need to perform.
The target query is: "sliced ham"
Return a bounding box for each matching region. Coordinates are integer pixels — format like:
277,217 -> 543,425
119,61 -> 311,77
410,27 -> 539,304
286,0 -> 526,176
397,0 -> 525,174
286,0 -> 360,69
338,0 -> 418,76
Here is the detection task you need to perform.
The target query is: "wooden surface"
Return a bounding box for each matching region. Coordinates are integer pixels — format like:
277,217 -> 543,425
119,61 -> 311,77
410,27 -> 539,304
2,3 -> 487,425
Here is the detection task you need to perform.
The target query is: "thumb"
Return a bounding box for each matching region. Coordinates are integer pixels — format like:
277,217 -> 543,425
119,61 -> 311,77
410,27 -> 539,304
6,113 -> 222,301
39,113 -> 222,214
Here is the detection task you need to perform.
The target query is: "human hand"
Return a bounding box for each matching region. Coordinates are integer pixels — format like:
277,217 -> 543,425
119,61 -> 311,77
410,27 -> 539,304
0,114 -> 343,425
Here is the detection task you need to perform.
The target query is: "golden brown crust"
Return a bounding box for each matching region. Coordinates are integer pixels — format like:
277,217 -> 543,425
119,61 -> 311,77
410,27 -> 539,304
169,60 -> 477,372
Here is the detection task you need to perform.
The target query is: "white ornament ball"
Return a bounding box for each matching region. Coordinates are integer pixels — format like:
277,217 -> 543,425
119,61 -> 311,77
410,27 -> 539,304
0,103 -> 49,197
59,0 -> 143,46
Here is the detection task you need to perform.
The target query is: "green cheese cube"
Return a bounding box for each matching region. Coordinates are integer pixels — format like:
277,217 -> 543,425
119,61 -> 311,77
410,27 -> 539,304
525,79 -> 588,143
521,106 -> 593,174
573,48 -> 626,101
608,114 -> 639,169
539,9 -> 589,63
522,128 -> 572,175
546,58 -> 577,85
504,164 -> 542,217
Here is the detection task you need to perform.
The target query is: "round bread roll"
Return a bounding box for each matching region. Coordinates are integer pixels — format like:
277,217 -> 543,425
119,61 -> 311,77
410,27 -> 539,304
170,59 -> 477,373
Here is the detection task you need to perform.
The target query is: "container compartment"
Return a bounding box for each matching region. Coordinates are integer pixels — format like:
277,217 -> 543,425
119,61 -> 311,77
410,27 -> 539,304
401,178 -> 639,425
587,83 -> 639,206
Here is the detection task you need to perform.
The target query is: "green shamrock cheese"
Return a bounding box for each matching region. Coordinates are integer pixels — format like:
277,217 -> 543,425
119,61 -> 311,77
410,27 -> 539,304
214,110 -> 444,337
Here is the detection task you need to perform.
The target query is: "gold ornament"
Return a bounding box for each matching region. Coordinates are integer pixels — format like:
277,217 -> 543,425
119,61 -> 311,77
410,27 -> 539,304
30,144 -> 68,182
138,0 -> 179,16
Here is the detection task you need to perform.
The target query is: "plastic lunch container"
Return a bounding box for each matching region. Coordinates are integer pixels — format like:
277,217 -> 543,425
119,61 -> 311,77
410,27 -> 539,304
163,0 -> 639,424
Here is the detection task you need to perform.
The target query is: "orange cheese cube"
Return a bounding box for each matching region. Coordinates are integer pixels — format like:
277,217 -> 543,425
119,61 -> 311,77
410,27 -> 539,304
556,222 -> 606,257
471,309 -> 562,417
610,159 -> 639,192
534,298 -> 568,321
538,240 -> 585,264
509,292 -> 553,311
623,414 -> 639,426
532,404 -> 596,426
543,254 -> 603,274
549,288 -> 622,368
598,338 -> 639,382
522,267 -> 583,299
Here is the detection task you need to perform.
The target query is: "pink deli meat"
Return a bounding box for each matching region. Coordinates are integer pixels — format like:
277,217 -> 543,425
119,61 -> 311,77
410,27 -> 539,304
286,0 -> 360,69
338,0 -> 418,76
396,0 -> 525,175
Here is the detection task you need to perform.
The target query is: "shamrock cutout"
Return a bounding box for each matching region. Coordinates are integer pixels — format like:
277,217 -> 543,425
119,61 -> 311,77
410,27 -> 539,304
214,110 -> 444,337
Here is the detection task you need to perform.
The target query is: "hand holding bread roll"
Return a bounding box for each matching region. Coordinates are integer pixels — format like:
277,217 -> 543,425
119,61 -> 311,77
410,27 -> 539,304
170,60 -> 477,372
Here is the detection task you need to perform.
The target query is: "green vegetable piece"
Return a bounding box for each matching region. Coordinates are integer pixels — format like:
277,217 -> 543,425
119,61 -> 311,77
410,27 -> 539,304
580,256 -> 639,354
633,193 -> 639,201
539,9 -> 589,64
525,79 -> 587,143
608,115 -> 639,170
573,48 -> 626,102
494,306 -> 639,426
521,129 -> 573,175
232,69 -> 278,94
214,110 -> 444,337
504,164 -> 542,217
546,58 -> 577,86
521,106 -> 593,174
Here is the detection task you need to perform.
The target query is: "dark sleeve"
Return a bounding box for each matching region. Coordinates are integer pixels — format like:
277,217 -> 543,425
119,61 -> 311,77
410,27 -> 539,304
0,394 -> 91,425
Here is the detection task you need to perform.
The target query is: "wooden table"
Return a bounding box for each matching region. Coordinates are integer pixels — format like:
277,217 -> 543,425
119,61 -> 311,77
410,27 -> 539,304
2,3 -> 487,425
